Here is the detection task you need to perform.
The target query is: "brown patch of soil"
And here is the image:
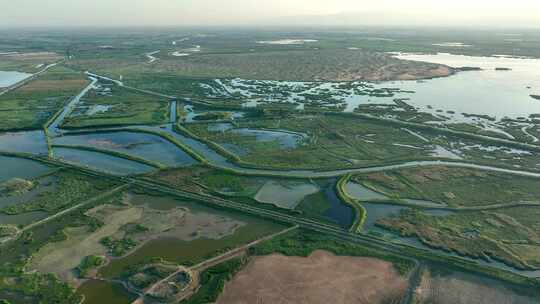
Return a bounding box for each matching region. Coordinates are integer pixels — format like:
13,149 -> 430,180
217,250 -> 408,304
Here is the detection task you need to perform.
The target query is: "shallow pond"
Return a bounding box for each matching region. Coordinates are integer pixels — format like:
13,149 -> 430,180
139,126 -> 233,167
207,122 -> 234,132
99,196 -> 286,278
0,156 -> 53,183
53,147 -> 155,175
76,279 -> 135,304
231,128 -> 305,149
0,70 -> 32,87
254,180 -> 319,209
363,203 -> 454,231
0,131 -> 48,155
85,104 -> 112,116
0,210 -> 48,226
345,182 -> 388,201
322,180 -> 355,228
363,202 -> 407,230
54,131 -> 197,167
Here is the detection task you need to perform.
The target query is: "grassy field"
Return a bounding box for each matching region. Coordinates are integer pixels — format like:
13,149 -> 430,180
351,166 -> 540,207
62,83 -> 169,128
185,115 -> 440,169
0,65 -> 89,131
0,52 -> 62,73
376,207 -> 540,270
150,166 -> 261,195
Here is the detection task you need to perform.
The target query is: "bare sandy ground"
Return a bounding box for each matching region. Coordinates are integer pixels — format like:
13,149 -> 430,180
217,250 -> 408,304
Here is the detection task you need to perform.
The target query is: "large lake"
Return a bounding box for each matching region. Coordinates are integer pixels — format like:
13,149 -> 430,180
382,53 -> 540,120
213,53 -> 540,122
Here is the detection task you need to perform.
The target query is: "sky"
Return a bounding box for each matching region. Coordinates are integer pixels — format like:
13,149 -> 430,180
2,0 -> 540,28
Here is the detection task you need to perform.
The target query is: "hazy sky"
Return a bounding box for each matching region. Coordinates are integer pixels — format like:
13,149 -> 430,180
2,0 -> 540,28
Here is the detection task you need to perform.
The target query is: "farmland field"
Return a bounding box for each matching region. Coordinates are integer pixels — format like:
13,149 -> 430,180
0,66 -> 89,131
217,250 -> 408,304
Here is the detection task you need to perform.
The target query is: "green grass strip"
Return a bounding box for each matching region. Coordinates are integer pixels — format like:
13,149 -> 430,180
336,174 -> 367,233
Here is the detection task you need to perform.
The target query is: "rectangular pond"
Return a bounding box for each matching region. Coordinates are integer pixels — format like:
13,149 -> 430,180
0,156 -> 53,183
0,131 -> 48,155
53,147 -> 155,175
54,131 -> 198,167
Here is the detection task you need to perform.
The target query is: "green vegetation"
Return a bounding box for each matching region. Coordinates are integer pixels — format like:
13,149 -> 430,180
352,166 -> 540,207
151,165 -> 264,196
4,29 -> 540,304
0,225 -> 19,238
0,66 -> 89,131
182,258 -> 246,304
101,237 -> 138,257
0,188 -> 117,303
1,170 -> 116,215
377,207 -> 540,270
337,174 -> 366,232
192,111 -> 232,121
251,229 -> 415,275
198,170 -> 261,195
0,52 -> 61,73
0,178 -> 34,196
77,255 -> 105,277
295,190 -> 331,219
126,263 -> 177,291
0,266 -> 81,304
62,83 -> 169,128
185,115 -> 438,170
68,46 -> 449,87
99,213 -> 286,279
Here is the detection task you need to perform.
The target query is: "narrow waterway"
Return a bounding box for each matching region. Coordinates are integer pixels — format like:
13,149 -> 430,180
170,100 -> 177,124
47,76 -> 98,135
